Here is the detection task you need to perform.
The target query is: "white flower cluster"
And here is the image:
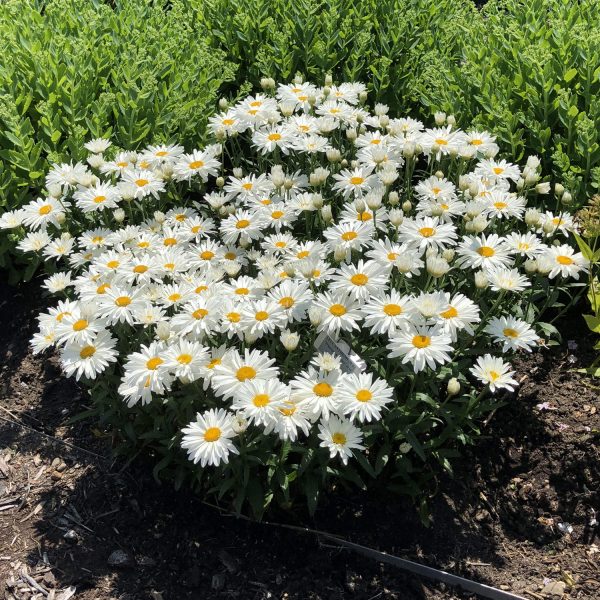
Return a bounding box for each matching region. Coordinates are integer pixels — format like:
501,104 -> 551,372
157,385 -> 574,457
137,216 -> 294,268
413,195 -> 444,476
4,80 -> 587,471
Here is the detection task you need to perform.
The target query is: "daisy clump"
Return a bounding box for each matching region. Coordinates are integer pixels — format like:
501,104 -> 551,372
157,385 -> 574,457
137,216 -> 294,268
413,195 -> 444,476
8,77 -> 587,517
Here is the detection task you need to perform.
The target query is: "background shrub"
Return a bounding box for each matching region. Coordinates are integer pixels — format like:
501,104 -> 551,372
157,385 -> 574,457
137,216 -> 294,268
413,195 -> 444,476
0,0 -> 236,277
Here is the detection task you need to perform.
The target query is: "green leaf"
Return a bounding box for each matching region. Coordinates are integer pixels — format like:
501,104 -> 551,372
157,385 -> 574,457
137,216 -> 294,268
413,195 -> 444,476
583,314 -> 600,333
564,68 -> 577,83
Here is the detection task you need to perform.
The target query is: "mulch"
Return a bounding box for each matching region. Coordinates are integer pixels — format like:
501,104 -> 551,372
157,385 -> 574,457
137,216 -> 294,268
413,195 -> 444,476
0,275 -> 598,600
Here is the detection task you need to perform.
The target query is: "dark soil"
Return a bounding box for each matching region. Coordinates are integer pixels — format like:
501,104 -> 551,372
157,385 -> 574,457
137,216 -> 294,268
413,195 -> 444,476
0,276 -> 599,600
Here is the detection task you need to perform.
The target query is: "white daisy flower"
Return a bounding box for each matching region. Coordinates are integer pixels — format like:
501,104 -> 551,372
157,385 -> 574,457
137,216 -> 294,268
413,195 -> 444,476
485,316 -> 539,352
337,372 -> 394,423
470,354 -> 518,392
317,416 -> 364,465
387,324 -> 453,373
60,330 -> 118,381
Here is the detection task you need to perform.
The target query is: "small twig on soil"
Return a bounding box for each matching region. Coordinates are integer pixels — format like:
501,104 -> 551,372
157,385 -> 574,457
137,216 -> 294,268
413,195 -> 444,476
0,413 -> 108,462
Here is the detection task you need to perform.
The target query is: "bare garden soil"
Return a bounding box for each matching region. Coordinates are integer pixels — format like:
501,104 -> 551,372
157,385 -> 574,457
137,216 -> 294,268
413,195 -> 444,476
0,276 -> 599,600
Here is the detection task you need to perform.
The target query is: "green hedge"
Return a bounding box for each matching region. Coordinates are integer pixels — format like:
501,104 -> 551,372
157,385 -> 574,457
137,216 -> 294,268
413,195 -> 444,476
0,0 -> 235,274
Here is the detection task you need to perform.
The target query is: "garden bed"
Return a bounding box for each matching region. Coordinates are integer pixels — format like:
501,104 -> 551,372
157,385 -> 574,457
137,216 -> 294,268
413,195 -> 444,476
0,277 -> 598,600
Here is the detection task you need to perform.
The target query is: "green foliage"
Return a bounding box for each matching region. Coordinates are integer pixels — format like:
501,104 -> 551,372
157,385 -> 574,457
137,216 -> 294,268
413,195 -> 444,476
193,0 -> 477,113
0,0 -> 235,275
419,0 -> 600,205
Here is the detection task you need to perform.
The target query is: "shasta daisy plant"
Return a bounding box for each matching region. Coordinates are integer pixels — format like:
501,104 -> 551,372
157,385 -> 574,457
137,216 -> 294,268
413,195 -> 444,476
6,78 -> 587,518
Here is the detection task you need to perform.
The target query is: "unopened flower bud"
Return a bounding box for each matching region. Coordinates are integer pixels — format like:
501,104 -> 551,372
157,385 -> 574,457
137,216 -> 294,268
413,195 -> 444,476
218,98 -> 228,110
474,271 -> 489,289
524,259 -> 537,274
156,322 -> 171,341
401,200 -> 412,213
260,77 -> 275,90
378,115 -> 390,127
472,215 -> 488,233
388,191 -> 399,206
346,128 -> 357,141
446,115 -> 456,126
516,178 -> 525,191
308,306 -> 324,327
366,194 -> 382,210
468,182 -> 480,197
55,212 -> 66,225
427,255 -> 450,277
87,154 -> 104,168
524,208 -> 541,227
434,111 -> 446,126
561,191 -> 572,205
354,198 -> 366,213
525,171 -> 539,185
535,182 -> 551,194
459,175 -> 470,191
281,329 -> 300,352
333,245 -> 347,262
232,414 -> 248,434
233,167 -> 243,178
245,331 -> 259,345
447,377 -> 460,397
341,159 -> 348,168
321,204 -> 333,222
359,91 -> 368,104
442,248 -> 455,263
554,183 -> 565,198
216,176 -> 225,188
326,148 -> 341,163
113,208 -> 125,223
154,210 -> 165,223
324,73 -> 333,87
389,208 -> 404,227
311,193 -> 324,209
402,141 -> 416,158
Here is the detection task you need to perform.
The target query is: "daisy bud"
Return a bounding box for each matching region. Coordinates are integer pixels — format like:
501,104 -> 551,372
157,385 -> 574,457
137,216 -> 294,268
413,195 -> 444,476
388,191 -> 400,205
218,206 -> 229,217
457,175 -> 469,192
389,208 -> 404,227
442,248 -> 455,263
554,183 -> 565,198
516,178 -> 525,191
536,256 -> 553,275
524,208 -> 541,227
525,171 -> 540,185
326,148 -> 341,163
281,329 -> 300,352
359,91 -> 368,104
350,160 -> 358,169
245,331 -> 259,345
536,182 -> 551,194
524,259 -> 538,274
401,200 -> 412,213
430,204 -> 444,217
402,141 -> 416,158
55,212 -> 66,225
308,306 -> 325,327
284,178 -> 294,190
311,193 -> 324,209
223,260 -> 242,276
484,147 -> 498,158
542,220 -> 557,235
431,142 -> 440,154
260,77 -> 273,90
154,211 -> 166,224
280,102 -> 295,117
378,115 -> 390,128
465,221 -> 475,233
447,377 -> 461,397
468,182 -> 480,197
425,246 -> 438,258
77,173 -> 94,187
309,172 -> 320,186
321,205 -> 333,222
380,169 -> 398,186
294,74 -> 303,85
322,86 -> 331,97
47,184 -> 62,198
449,147 -> 459,159
271,172 -> 285,188
346,128 -> 358,141
434,111 -> 446,126
561,191 -> 573,205
156,322 -> 171,341
87,154 -> 104,168
113,208 -> 125,223
216,176 -> 225,188
526,155 -> 541,169
218,98 -> 228,110
374,103 -> 389,116
474,271 -> 489,289
427,255 -> 450,277
341,159 -> 348,168
284,262 -> 296,277
354,198 -> 366,213
233,167 -> 243,178
366,194 -> 382,210
324,73 -> 333,86
472,215 -> 488,233
446,114 -> 456,126
308,94 -> 317,106
460,146 -> 476,160
334,245 -> 347,262
371,147 -> 386,164
215,129 -> 227,142
231,414 -> 248,435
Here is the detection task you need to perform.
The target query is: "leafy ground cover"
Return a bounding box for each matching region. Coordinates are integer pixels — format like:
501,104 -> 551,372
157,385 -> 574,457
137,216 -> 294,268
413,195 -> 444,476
1,277 -> 598,599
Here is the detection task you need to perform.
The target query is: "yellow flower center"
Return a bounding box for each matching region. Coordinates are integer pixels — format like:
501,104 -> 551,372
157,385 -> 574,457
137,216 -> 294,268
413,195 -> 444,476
412,335 -> 431,349
177,353 -> 193,364
135,179 -> 149,187
329,304 -> 347,317
493,167 -> 504,175
235,287 -> 249,295
133,265 -> 148,274
432,187 -> 442,195
267,133 -> 282,141
477,246 -> 495,258
224,252 -> 237,260
332,432 -> 347,445
164,262 -> 175,270
93,195 -> 106,204
168,293 -> 181,302
271,210 -> 284,219
192,308 -> 209,319
207,358 -> 221,369
350,273 -> 368,286
203,427 -> 221,442
236,219 -> 250,229
503,328 -> 519,338
356,389 -> 373,402
39,204 -> 52,215
146,357 -> 163,370
435,138 -> 448,146
236,366 -> 256,381
494,202 -> 507,210
357,212 -> 372,221
115,296 -> 131,307
350,176 -> 365,185
226,312 -> 241,323
163,237 -> 177,246
440,306 -> 458,319
116,161 -> 128,168
489,370 -> 500,381
107,260 -> 119,269
471,139 -> 483,146
279,296 -> 295,309
195,285 -> 208,294
383,303 -> 402,316
79,346 -> 96,359
253,394 -> 270,407
189,160 -> 204,169
72,319 -> 88,332
275,241 -> 287,248
200,250 -> 215,260
222,119 -> 234,126
419,227 -> 435,238
137,241 -> 150,248
341,231 -> 358,241
255,311 -> 269,321
155,151 -> 169,157
313,382 -> 333,397
297,250 -> 310,259
557,255 -> 573,265
97,283 -> 110,294
242,182 -> 253,190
